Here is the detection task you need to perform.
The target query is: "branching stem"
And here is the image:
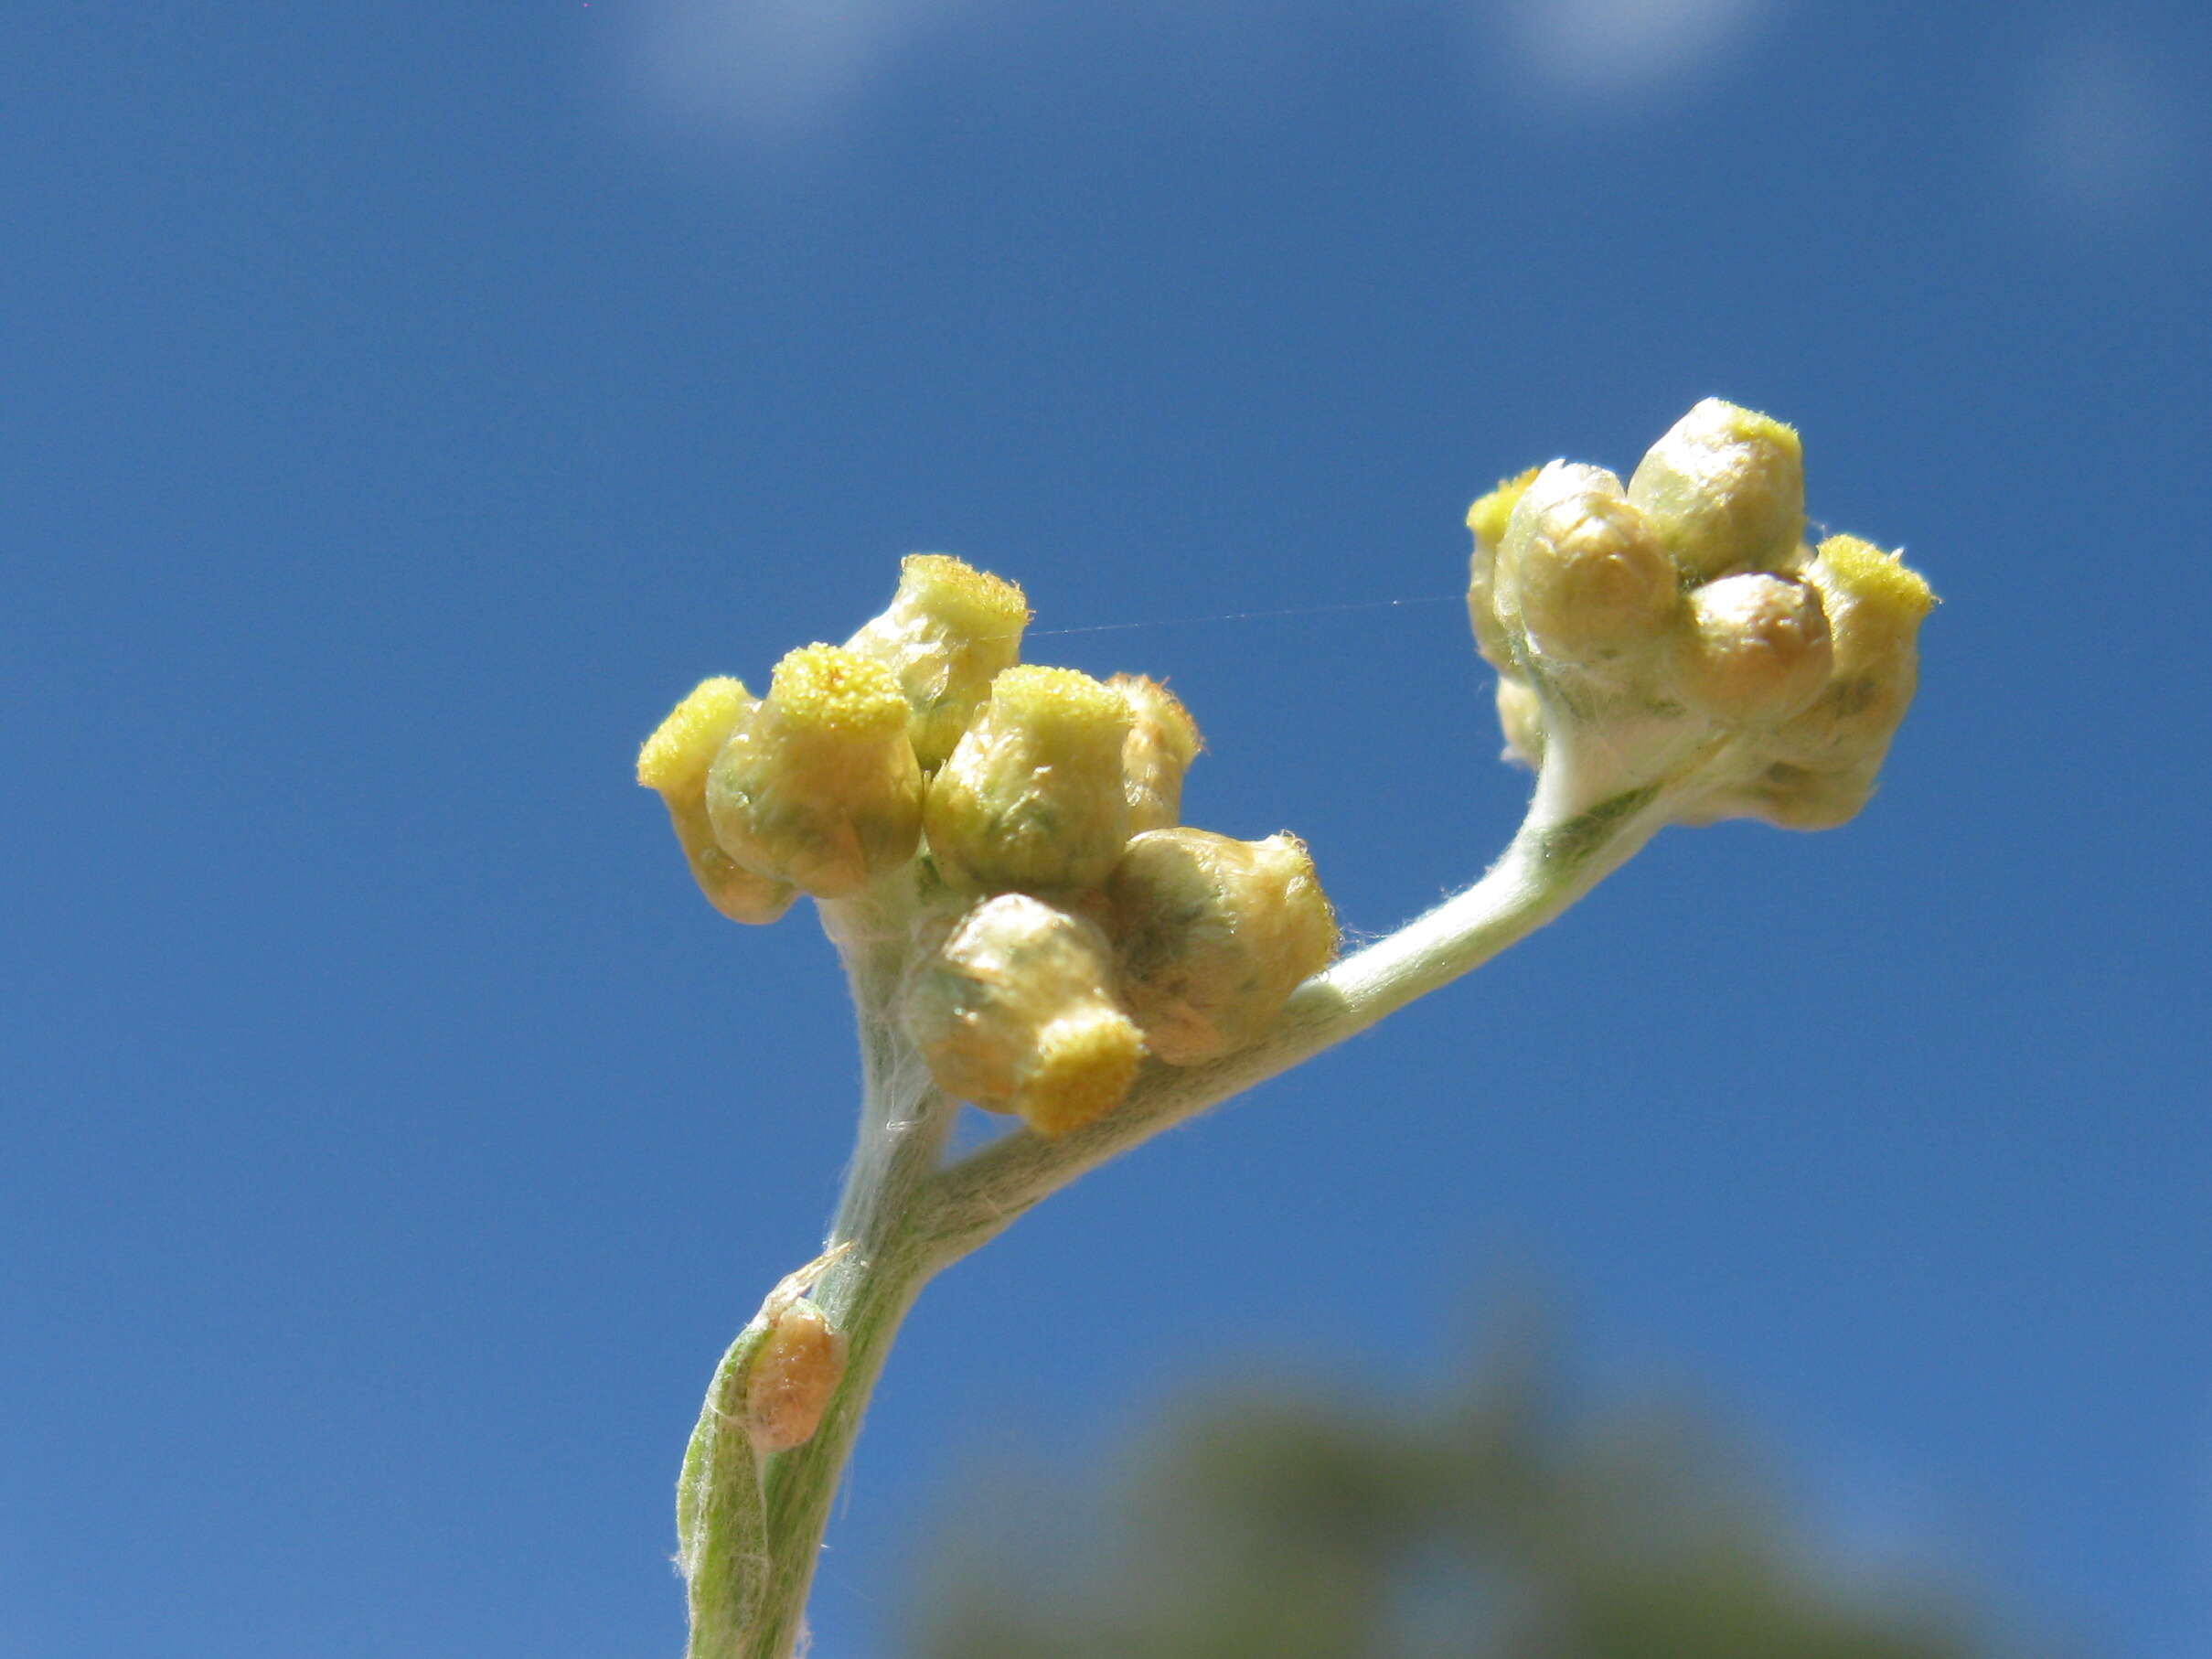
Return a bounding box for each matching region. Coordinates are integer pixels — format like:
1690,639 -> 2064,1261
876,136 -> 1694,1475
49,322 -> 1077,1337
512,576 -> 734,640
925,781 -> 1673,1258
700,780 -> 1675,1659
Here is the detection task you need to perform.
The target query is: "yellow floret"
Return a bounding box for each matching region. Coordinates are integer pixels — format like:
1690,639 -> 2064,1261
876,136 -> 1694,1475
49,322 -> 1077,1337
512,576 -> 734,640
845,554 -> 1032,771
1113,674 -> 1203,835
1466,466 -> 1541,551
637,677 -> 753,793
987,664 -> 1132,739
1501,462 -> 1679,662
924,666 -> 1135,892
1629,399 -> 1806,581
1670,573 -> 1833,724
1815,535 -> 1938,624
706,645 -> 924,899
1014,1012 -> 1148,1138
1106,828 -> 1339,1066
895,553 -> 1030,641
1113,674 -> 1200,765
767,644 -> 912,737
902,894 -> 1143,1129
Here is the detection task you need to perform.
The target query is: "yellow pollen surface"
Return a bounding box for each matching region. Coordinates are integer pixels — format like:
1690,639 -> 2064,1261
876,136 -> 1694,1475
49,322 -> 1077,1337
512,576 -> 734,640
988,664 -> 1132,738
768,644 -> 912,736
898,553 -> 1030,637
1818,536 -> 1937,620
1466,466 -> 1541,547
637,677 -> 752,792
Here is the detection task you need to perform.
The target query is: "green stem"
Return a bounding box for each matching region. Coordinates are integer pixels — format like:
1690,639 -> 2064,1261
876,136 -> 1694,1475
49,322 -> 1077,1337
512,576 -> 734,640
728,868 -> 957,1659
925,784 -> 1675,1258
743,1250 -> 932,1659
692,779 -> 1677,1656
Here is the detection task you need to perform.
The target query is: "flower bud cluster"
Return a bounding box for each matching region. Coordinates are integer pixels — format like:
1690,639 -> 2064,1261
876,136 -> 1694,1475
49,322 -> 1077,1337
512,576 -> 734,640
1465,399 -> 1934,828
638,553 -> 1340,1139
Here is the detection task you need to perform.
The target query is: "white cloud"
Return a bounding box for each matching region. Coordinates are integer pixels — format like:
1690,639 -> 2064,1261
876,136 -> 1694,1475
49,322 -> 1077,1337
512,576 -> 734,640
612,0 -> 1782,146
622,0 -> 978,144
2014,27 -> 2201,226
1494,0 -> 1776,100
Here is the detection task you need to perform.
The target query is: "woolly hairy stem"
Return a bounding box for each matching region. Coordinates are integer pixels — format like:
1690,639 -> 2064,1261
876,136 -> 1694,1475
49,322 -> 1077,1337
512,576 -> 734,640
740,1258 -> 931,1659
925,782 -> 1674,1257
727,869 -> 956,1659
711,776 -> 1672,1654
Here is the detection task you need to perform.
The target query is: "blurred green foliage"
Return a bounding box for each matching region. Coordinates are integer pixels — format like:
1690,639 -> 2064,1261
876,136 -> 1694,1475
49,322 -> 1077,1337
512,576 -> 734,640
909,1333 -> 2017,1659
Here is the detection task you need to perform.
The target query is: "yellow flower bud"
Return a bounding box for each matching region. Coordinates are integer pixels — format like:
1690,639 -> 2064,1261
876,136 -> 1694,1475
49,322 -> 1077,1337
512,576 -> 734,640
844,553 -> 1031,772
637,676 -> 752,796
744,1299 -> 846,1455
1669,573 -> 1833,724
1802,535 -> 1936,729
637,678 -> 797,925
1018,1011 -> 1150,1138
705,644 -> 923,900
1466,467 -> 1540,671
1813,533 -> 1935,626
1466,466 -> 1540,556
1498,462 -> 1679,663
1751,536 -> 1937,828
1112,674 -> 1202,835
1106,828 -> 1338,1066
924,665 -> 1134,894
1628,398 -> 1805,582
902,893 -> 1144,1136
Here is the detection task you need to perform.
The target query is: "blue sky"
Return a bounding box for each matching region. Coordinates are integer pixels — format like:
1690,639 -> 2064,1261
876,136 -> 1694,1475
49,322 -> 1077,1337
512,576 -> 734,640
5,4 -> 2208,1656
